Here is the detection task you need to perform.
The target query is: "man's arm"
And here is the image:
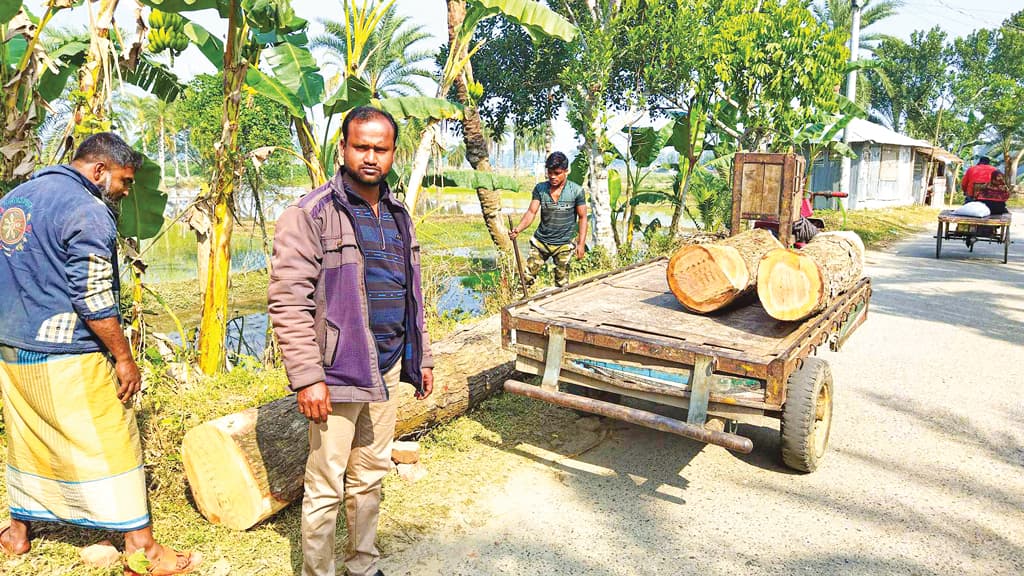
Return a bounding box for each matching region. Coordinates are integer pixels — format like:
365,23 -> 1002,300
268,206 -> 331,422
62,205 -> 139,402
574,204 -> 588,259
510,199 -> 541,239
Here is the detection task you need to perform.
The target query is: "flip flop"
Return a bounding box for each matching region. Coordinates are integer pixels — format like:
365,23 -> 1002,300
123,546 -> 202,575
0,520 -> 30,557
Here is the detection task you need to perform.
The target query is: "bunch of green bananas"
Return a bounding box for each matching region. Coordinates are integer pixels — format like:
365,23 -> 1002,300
242,0 -> 297,33
147,10 -> 188,55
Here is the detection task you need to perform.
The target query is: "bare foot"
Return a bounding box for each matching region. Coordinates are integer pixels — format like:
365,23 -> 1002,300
0,520 -> 31,556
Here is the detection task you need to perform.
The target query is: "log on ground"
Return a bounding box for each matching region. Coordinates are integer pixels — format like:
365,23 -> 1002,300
181,315 -> 514,530
666,228 -> 783,313
757,231 -> 865,322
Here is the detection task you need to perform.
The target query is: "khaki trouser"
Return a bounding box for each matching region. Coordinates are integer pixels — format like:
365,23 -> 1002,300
301,362 -> 400,576
524,237 -> 575,287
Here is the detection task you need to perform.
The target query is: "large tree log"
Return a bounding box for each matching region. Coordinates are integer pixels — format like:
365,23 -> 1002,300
666,228 -> 783,313
181,315 -> 513,530
757,231 -> 865,322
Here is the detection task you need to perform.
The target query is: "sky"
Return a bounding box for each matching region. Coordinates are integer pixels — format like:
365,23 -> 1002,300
29,0 -> 1024,155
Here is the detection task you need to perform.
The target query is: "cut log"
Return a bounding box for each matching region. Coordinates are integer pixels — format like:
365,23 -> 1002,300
757,231 -> 865,322
181,315 -> 514,530
666,228 -> 783,313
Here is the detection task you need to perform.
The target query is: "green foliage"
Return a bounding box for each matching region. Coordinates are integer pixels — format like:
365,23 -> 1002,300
467,0 -> 577,44
120,156 -> 168,240
263,35 -> 323,107
687,167 -> 732,233
424,170 -> 520,192
0,0 -> 22,25
462,13 -> 571,136
869,27 -> 951,137
177,74 -> 295,181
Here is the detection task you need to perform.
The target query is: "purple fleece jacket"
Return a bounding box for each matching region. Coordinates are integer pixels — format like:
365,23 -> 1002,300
267,170 -> 433,403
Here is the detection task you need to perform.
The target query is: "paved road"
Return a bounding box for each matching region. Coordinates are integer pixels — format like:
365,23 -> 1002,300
382,213 -> 1024,576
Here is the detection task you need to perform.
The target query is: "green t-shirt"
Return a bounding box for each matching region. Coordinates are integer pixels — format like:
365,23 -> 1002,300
531,180 -> 586,245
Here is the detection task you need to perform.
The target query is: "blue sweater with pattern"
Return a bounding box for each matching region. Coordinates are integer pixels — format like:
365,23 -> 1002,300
0,165 -> 121,353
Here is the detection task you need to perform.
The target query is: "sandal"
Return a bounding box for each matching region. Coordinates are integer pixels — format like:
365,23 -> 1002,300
0,520 -> 30,557
123,545 -> 202,575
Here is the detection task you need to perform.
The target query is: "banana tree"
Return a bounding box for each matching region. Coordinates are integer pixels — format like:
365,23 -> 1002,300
0,1 -> 81,193
404,0 -> 576,253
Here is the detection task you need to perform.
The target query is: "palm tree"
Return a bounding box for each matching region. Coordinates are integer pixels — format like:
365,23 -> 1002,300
814,0 -> 904,108
311,3 -> 434,98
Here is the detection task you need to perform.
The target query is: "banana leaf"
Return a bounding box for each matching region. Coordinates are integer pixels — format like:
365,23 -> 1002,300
375,97 -> 463,122
423,170 -> 519,192
608,168 -> 622,210
138,0 -> 230,18
0,0 -> 23,25
245,65 -> 304,118
466,0 -> 576,44
263,35 -> 322,108
119,156 -> 167,241
37,40 -> 88,101
122,57 -> 185,102
568,152 -> 589,186
323,76 -> 372,117
2,36 -> 27,66
623,124 -> 674,168
182,20 -> 224,70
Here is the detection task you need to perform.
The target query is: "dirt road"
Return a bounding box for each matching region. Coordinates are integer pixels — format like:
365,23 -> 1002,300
381,214 -> 1024,576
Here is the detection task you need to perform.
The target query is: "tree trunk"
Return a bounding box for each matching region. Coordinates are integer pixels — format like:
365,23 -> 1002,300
447,0 -> 511,252
667,228 -> 783,313
158,115 -> 166,186
757,231 -> 865,322
403,121 -> 438,213
1011,149 -> 1022,187
181,315 -> 514,530
294,116 -> 326,188
588,122 -> 616,254
172,136 -> 180,184
196,6 -> 246,375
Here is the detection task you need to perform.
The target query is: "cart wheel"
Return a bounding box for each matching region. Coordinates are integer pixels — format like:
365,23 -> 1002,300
780,358 -> 833,473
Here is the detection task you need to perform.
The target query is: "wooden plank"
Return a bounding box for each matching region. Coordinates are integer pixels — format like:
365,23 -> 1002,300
515,356 -> 772,421
938,210 -> 1012,226
541,325 -> 566,390
687,355 -> 714,425
514,332 -> 772,391
742,163 -> 766,215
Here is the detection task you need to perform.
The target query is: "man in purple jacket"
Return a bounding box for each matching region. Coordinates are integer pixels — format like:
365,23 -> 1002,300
268,107 -> 434,576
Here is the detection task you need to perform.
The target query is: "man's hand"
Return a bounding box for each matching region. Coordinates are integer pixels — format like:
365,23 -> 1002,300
508,228 -> 520,240
297,382 -> 333,423
575,241 -> 586,259
114,357 -> 142,404
415,368 -> 434,400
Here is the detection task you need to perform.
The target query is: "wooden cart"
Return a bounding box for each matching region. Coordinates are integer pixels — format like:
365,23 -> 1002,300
935,210 -> 1011,264
502,153 -> 870,472
501,261 -> 870,472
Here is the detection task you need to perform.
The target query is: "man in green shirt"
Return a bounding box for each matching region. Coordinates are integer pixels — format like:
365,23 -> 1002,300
509,152 -> 588,288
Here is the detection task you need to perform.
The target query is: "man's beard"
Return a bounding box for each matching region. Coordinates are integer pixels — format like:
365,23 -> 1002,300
348,167 -> 387,187
98,173 -> 120,215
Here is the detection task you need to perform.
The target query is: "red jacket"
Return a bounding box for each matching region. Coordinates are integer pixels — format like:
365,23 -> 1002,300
961,164 -> 997,197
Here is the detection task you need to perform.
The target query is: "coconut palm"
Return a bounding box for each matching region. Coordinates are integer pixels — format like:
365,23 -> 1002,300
311,3 -> 434,98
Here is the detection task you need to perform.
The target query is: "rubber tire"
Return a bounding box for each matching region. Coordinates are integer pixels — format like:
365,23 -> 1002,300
780,358 -> 833,473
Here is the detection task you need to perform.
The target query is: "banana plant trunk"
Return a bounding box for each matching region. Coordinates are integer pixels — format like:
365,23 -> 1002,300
197,5 -> 246,375
403,120 -> 439,213
447,0 -> 510,252
294,117 -> 326,188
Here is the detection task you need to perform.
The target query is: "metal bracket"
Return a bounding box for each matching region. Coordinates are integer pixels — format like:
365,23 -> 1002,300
541,325 -> 566,391
687,354 -> 716,425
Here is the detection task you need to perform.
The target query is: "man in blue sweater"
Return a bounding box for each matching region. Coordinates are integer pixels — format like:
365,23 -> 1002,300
0,133 -> 200,574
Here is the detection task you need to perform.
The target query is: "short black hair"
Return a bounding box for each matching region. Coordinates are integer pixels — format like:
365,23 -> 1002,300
545,151 -> 569,171
978,156 -> 991,165
342,106 -> 399,145
72,132 -> 143,169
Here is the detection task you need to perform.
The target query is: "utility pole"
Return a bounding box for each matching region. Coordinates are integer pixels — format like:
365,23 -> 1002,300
839,0 -> 862,202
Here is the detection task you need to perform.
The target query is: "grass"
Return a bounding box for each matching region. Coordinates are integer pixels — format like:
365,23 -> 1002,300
816,205 -> 940,249
0,366 -> 575,575
1,202 -> 947,574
